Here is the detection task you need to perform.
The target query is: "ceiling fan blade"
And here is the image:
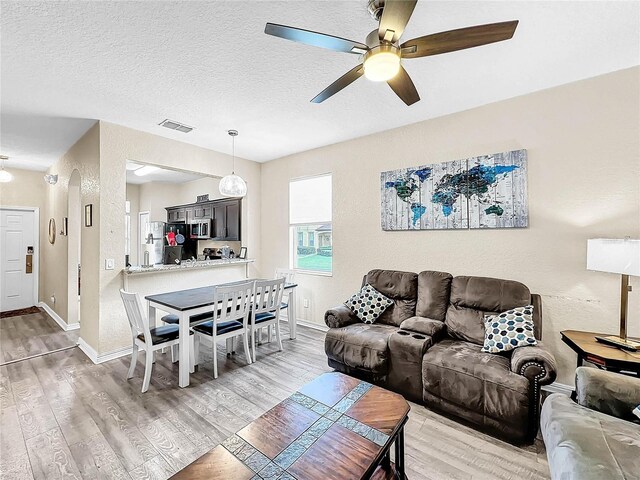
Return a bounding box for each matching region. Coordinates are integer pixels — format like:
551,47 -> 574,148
378,0 -> 418,43
265,23 -> 368,54
311,65 -> 364,103
387,66 -> 420,106
400,20 -> 519,59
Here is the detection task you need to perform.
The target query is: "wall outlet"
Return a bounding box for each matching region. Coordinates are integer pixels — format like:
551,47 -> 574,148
105,258 -> 115,270
303,298 -> 310,308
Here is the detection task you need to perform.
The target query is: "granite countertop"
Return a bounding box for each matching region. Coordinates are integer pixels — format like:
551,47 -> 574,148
124,258 -> 254,275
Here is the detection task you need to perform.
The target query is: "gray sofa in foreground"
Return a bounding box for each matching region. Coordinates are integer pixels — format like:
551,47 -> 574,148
541,367 -> 640,480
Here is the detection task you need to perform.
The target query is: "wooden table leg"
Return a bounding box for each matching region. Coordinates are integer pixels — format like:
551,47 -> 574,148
178,311 -> 190,388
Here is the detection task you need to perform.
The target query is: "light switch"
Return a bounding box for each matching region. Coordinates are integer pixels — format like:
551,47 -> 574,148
105,258 -> 115,270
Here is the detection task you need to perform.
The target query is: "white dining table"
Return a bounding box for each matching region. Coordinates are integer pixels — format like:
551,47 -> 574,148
145,279 -> 298,388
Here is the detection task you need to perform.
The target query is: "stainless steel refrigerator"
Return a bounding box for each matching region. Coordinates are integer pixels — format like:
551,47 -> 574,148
141,221 -> 166,265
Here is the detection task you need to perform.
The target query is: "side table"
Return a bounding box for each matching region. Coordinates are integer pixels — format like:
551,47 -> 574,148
561,329 -> 640,376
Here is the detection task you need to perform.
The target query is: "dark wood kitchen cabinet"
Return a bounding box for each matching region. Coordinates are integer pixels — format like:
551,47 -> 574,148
167,207 -> 187,223
192,204 -> 212,219
213,200 -> 241,241
166,198 -> 241,241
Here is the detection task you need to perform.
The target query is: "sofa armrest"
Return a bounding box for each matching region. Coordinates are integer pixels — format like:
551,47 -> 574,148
576,367 -> 640,421
324,304 -> 360,329
399,316 -> 445,338
510,342 -> 557,385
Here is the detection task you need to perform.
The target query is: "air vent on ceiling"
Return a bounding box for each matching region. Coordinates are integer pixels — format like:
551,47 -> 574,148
159,119 -> 194,133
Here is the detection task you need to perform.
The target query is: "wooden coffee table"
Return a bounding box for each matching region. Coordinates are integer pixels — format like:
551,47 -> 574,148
171,372 -> 410,479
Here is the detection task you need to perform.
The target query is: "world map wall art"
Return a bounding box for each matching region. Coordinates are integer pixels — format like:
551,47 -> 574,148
380,149 -> 528,230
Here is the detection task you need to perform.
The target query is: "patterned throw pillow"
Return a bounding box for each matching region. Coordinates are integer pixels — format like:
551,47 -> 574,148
481,305 -> 537,353
346,284 -> 393,324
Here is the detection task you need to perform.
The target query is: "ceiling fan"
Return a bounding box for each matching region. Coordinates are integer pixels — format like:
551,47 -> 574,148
264,0 -> 518,106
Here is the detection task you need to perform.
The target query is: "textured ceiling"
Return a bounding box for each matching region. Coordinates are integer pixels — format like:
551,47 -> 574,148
1,1 -> 639,170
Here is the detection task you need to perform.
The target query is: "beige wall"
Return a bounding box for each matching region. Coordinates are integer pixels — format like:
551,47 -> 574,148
42,123 -> 101,348
98,122 -> 262,354
260,67 -> 640,385
0,167 -> 48,301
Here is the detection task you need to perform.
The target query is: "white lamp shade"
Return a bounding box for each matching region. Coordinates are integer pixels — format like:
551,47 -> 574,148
219,174 -> 247,197
587,238 -> 640,276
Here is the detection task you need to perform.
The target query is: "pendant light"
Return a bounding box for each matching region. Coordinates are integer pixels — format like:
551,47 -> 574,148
219,129 -> 247,198
0,156 -> 13,183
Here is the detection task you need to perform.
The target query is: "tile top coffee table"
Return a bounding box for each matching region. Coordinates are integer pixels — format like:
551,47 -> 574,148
171,372 -> 410,480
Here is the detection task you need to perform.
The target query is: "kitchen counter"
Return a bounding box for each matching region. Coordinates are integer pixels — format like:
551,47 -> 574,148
123,258 -> 255,275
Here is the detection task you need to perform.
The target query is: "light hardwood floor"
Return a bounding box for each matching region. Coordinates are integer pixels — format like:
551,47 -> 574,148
0,323 -> 550,480
0,310 -> 79,365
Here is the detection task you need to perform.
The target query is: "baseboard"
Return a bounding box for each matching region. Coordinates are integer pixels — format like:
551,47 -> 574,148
295,319 -> 329,332
542,382 -> 573,396
278,315 -> 329,332
38,302 -> 80,331
78,337 -> 132,365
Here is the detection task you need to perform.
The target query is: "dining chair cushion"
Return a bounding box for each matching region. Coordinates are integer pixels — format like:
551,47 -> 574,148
161,311 -> 217,325
280,302 -> 288,310
254,312 -> 277,324
192,320 -> 244,336
137,325 -> 193,345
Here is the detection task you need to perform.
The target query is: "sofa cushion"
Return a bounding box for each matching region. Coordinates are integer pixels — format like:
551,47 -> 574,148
422,339 -> 529,428
365,269 -> 418,327
446,276 -> 532,345
416,271 -> 452,321
541,393 -> 640,480
324,323 -> 398,374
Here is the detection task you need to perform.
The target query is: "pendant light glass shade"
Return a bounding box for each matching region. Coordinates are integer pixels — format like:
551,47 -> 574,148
219,173 -> 247,197
219,129 -> 247,198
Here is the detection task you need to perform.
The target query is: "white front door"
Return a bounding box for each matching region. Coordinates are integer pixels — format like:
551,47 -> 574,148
1,209 -> 37,311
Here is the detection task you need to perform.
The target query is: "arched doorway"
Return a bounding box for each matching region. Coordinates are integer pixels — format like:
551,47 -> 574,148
67,170 -> 81,327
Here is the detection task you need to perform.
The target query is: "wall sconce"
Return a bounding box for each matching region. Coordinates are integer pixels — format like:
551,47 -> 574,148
44,174 -> 58,185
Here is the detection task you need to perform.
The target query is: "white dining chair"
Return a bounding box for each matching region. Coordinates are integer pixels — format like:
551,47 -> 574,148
273,268 -> 296,340
191,281 -> 254,379
120,289 -> 195,393
250,278 -> 285,362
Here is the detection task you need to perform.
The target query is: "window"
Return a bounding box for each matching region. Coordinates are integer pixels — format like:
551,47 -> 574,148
289,174 -> 332,274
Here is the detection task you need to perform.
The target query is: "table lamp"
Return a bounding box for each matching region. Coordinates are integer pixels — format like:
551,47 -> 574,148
587,238 -> 640,351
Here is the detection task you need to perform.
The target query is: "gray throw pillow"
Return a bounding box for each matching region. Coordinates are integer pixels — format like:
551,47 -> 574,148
481,305 -> 536,353
346,284 -> 393,324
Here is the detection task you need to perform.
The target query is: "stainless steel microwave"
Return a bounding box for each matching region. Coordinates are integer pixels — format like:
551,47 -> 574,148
190,219 -> 211,239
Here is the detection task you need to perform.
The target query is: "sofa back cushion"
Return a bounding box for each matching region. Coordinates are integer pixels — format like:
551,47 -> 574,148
445,276 -> 532,345
364,269 -> 418,326
416,271 -> 453,321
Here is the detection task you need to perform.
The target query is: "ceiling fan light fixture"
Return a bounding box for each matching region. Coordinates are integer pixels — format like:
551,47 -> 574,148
363,45 -> 401,82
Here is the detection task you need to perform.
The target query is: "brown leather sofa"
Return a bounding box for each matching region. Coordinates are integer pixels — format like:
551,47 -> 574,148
324,269 -> 557,442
